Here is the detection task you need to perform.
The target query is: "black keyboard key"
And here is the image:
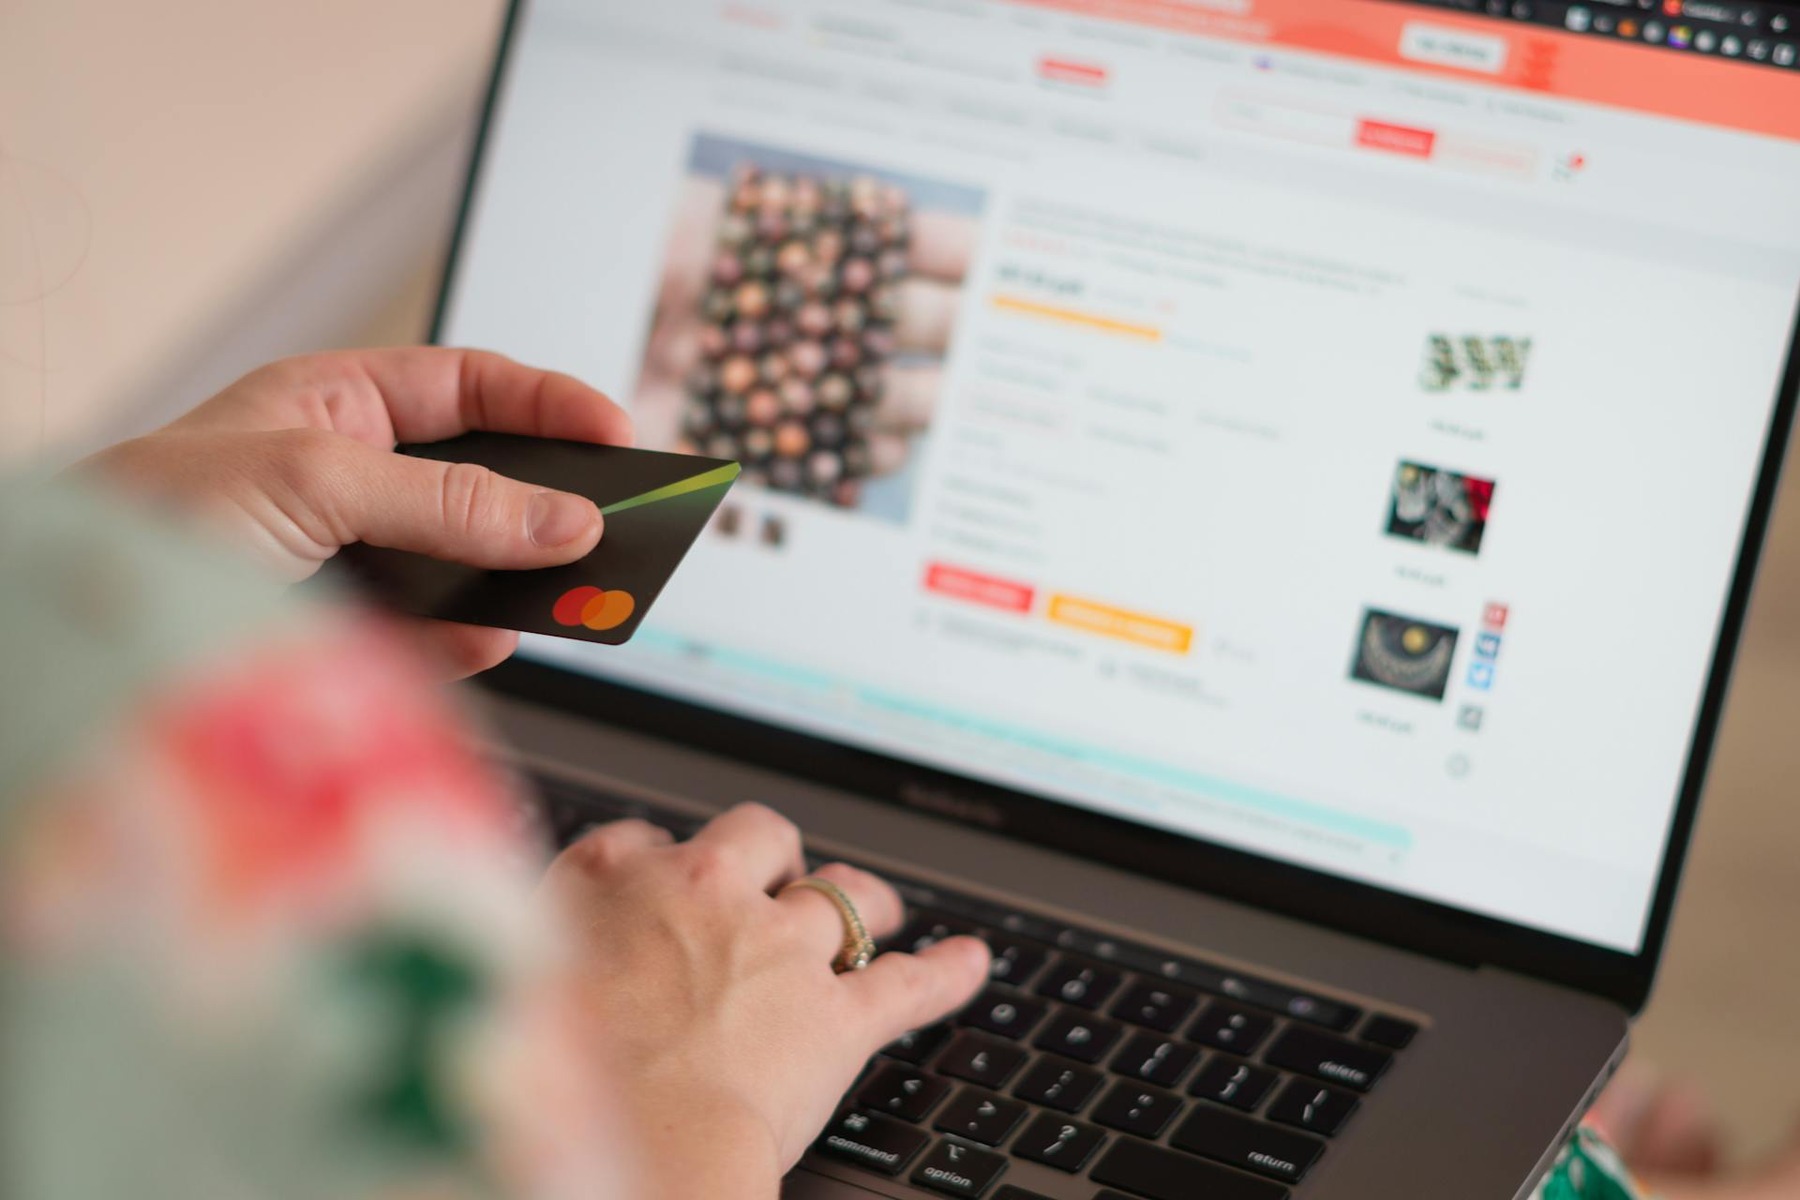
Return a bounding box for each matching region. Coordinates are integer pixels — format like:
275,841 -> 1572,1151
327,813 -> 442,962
884,1024 -> 953,1065
1290,995 -> 1360,1032
1035,958 -> 1124,1009
1104,942 -> 1196,981
893,913 -> 977,955
1090,1138 -> 1291,1200
1032,1009 -> 1122,1064
815,1109 -> 930,1175
857,1064 -> 950,1121
1264,1024 -> 1391,1092
1268,1078 -> 1359,1137
986,936 -> 1049,987
934,1087 -> 1028,1146
911,1138 -> 1007,1198
1188,1001 -> 1274,1055
1187,1055 -> 1279,1112
1093,1080 -> 1184,1138
1274,991 -> 1359,1031
938,1032 -> 1028,1088
960,988 -> 1048,1040
1109,981 -> 1198,1032
1183,965 -> 1361,1032
1012,1055 -> 1104,1113
1360,1013 -> 1419,1050
1012,1112 -> 1106,1172
985,908 -> 1068,947
1051,925 -> 1121,957
993,1188 -> 1056,1200
1112,1032 -> 1199,1087
1170,1103 -> 1325,1185
918,889 -> 1054,946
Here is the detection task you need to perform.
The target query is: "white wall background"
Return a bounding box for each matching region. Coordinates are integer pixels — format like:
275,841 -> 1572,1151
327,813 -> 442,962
0,0 -> 504,462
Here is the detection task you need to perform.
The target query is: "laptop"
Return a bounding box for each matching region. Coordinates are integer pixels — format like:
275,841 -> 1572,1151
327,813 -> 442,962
434,2 -> 1800,1196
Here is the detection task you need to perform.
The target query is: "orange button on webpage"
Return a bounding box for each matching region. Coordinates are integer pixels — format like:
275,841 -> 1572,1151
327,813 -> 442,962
1046,594 -> 1193,654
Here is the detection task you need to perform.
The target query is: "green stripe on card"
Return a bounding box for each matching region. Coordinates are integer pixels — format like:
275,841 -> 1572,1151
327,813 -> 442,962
599,462 -> 740,516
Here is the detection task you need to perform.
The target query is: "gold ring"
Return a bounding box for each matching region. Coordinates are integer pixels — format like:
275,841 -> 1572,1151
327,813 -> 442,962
781,876 -> 877,972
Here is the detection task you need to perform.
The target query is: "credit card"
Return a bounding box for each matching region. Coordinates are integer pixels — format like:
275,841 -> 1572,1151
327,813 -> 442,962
334,433 -> 738,645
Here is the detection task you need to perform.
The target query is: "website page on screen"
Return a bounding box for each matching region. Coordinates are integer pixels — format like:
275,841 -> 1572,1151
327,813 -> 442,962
441,0 -> 1800,953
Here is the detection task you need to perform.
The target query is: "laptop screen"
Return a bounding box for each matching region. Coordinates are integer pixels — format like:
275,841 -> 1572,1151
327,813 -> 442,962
440,0 -> 1800,955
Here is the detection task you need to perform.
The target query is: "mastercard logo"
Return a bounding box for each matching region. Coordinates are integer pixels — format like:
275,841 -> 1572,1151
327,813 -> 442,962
552,586 -> 637,632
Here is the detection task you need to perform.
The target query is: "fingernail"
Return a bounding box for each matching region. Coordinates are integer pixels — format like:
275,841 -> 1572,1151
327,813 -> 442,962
528,491 -> 598,547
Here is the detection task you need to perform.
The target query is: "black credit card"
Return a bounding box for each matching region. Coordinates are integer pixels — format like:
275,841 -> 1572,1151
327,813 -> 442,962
335,433 -> 738,645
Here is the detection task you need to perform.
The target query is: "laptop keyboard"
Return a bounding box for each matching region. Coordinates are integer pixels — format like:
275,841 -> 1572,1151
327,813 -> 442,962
528,773 -> 1422,1200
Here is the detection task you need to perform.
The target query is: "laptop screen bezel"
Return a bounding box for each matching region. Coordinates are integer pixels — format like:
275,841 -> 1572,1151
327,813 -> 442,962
448,0 -> 1800,1014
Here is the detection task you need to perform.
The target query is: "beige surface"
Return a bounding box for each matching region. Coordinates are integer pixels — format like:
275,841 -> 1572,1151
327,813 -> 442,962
8,0 -> 1799,1170
0,0 -> 503,457
1633,472 -> 1800,1164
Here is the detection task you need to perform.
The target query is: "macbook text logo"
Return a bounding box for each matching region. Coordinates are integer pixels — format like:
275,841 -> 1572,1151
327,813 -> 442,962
899,783 -> 1005,829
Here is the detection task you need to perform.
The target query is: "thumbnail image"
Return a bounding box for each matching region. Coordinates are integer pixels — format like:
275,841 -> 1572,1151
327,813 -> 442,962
1385,460 -> 1495,555
630,133 -> 986,524
1419,334 -> 1532,392
1350,609 -> 1459,701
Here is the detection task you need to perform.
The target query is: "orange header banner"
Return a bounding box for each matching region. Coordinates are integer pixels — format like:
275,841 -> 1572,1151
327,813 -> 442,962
1007,0 -> 1800,141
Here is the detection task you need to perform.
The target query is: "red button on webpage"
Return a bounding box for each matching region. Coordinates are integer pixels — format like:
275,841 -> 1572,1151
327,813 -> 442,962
1355,119 -> 1436,158
924,563 -> 1035,614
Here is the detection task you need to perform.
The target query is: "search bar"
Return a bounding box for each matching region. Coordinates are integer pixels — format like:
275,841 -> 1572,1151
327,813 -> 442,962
1217,94 -> 1354,148
1214,90 -> 1540,180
